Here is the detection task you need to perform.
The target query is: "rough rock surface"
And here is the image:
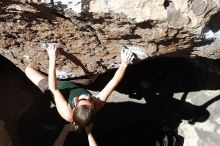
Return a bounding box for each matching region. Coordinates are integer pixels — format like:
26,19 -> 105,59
1,1 -> 220,146
0,0 -> 220,78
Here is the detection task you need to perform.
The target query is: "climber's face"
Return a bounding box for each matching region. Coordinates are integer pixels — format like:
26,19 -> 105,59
76,94 -> 94,109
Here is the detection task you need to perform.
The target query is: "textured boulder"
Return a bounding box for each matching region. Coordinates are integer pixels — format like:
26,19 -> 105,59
1,1 -> 220,146
0,0 -> 220,78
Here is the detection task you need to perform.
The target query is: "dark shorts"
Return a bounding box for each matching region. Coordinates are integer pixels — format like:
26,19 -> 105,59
37,78 -> 49,93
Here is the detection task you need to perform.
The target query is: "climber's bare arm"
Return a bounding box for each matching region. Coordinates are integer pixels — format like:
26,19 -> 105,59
96,49 -> 134,109
86,124 -> 99,146
47,45 -> 73,122
53,124 -> 98,146
53,124 -> 78,146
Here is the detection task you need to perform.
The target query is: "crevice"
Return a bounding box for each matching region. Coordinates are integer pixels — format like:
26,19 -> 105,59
163,0 -> 170,9
121,34 -> 142,40
81,0 -> 91,14
136,20 -> 155,29
205,10 -> 220,32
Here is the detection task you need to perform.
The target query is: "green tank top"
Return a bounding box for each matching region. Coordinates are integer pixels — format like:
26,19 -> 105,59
57,81 -> 92,108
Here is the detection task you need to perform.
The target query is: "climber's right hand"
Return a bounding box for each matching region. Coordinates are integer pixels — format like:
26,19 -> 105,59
47,44 -> 59,61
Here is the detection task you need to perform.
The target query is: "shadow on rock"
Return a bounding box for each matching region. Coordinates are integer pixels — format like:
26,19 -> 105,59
0,55 -> 66,146
65,101 -> 185,146
88,57 -> 220,146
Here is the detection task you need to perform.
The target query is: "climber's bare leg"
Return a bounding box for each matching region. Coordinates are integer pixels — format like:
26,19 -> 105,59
25,66 -> 47,87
